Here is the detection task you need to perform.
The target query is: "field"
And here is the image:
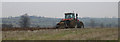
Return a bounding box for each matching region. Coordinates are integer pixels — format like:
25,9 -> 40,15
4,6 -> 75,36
0,31 -> 1,42
2,28 -> 118,40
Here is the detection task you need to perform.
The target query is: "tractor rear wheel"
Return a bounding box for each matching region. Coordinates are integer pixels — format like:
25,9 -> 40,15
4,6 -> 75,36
77,21 -> 82,28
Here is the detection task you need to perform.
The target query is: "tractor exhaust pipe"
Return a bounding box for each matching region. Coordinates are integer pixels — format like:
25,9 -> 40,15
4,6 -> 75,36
76,13 -> 78,21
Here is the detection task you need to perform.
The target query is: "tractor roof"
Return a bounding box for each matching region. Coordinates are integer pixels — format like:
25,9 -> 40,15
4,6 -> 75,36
65,13 -> 74,15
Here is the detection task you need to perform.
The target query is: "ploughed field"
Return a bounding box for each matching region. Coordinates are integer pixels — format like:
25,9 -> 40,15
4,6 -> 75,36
2,28 -> 118,40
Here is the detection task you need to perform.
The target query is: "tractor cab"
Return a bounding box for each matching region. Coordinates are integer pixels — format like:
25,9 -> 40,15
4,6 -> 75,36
62,13 -> 78,21
65,13 -> 75,19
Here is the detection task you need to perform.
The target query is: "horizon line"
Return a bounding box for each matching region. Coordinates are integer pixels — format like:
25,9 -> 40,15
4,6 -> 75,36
1,15 -> 118,18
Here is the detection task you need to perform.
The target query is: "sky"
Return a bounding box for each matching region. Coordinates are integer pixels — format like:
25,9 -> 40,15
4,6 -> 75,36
1,0 -> 119,18
1,0 -> 119,2
2,2 -> 118,18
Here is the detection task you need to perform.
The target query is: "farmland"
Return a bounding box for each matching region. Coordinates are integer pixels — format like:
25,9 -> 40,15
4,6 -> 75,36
0,31 -> 1,42
2,28 -> 118,40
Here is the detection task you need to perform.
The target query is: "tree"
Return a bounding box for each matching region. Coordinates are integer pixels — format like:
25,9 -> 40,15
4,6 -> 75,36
90,19 -> 95,28
106,24 -> 112,28
100,23 -> 104,28
108,24 -> 112,28
2,24 -> 13,28
19,13 -> 30,28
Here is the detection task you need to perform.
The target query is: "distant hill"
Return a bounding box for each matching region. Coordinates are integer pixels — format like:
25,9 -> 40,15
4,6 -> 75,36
1,16 -> 118,28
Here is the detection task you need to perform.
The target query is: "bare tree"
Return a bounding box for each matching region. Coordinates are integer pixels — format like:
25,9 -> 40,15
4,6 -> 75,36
19,13 -> 30,28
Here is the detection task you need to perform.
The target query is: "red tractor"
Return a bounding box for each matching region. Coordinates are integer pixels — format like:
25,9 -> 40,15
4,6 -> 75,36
56,13 -> 84,28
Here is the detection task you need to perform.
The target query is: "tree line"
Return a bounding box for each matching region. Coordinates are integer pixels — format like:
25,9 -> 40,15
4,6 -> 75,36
2,13 -> 31,28
2,13 -> 118,28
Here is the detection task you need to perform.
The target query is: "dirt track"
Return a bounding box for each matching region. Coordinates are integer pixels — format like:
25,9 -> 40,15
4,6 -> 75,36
2,28 -> 118,40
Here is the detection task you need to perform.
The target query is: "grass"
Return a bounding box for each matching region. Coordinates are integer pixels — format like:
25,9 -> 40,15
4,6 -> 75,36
0,31 -> 2,42
2,28 -> 118,40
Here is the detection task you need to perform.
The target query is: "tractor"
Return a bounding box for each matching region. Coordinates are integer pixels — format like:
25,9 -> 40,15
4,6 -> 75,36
56,12 -> 84,28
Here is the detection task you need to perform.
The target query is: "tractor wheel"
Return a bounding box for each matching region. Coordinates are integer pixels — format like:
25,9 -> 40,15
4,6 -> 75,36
77,21 -> 82,28
56,25 -> 65,28
80,21 -> 84,28
78,21 -> 84,28
56,22 -> 66,28
56,25 -> 59,28
69,20 -> 77,28
59,25 -> 65,28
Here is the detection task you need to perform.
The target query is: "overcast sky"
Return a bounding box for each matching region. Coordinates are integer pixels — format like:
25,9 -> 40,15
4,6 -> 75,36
1,0 -> 119,2
2,2 -> 118,18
